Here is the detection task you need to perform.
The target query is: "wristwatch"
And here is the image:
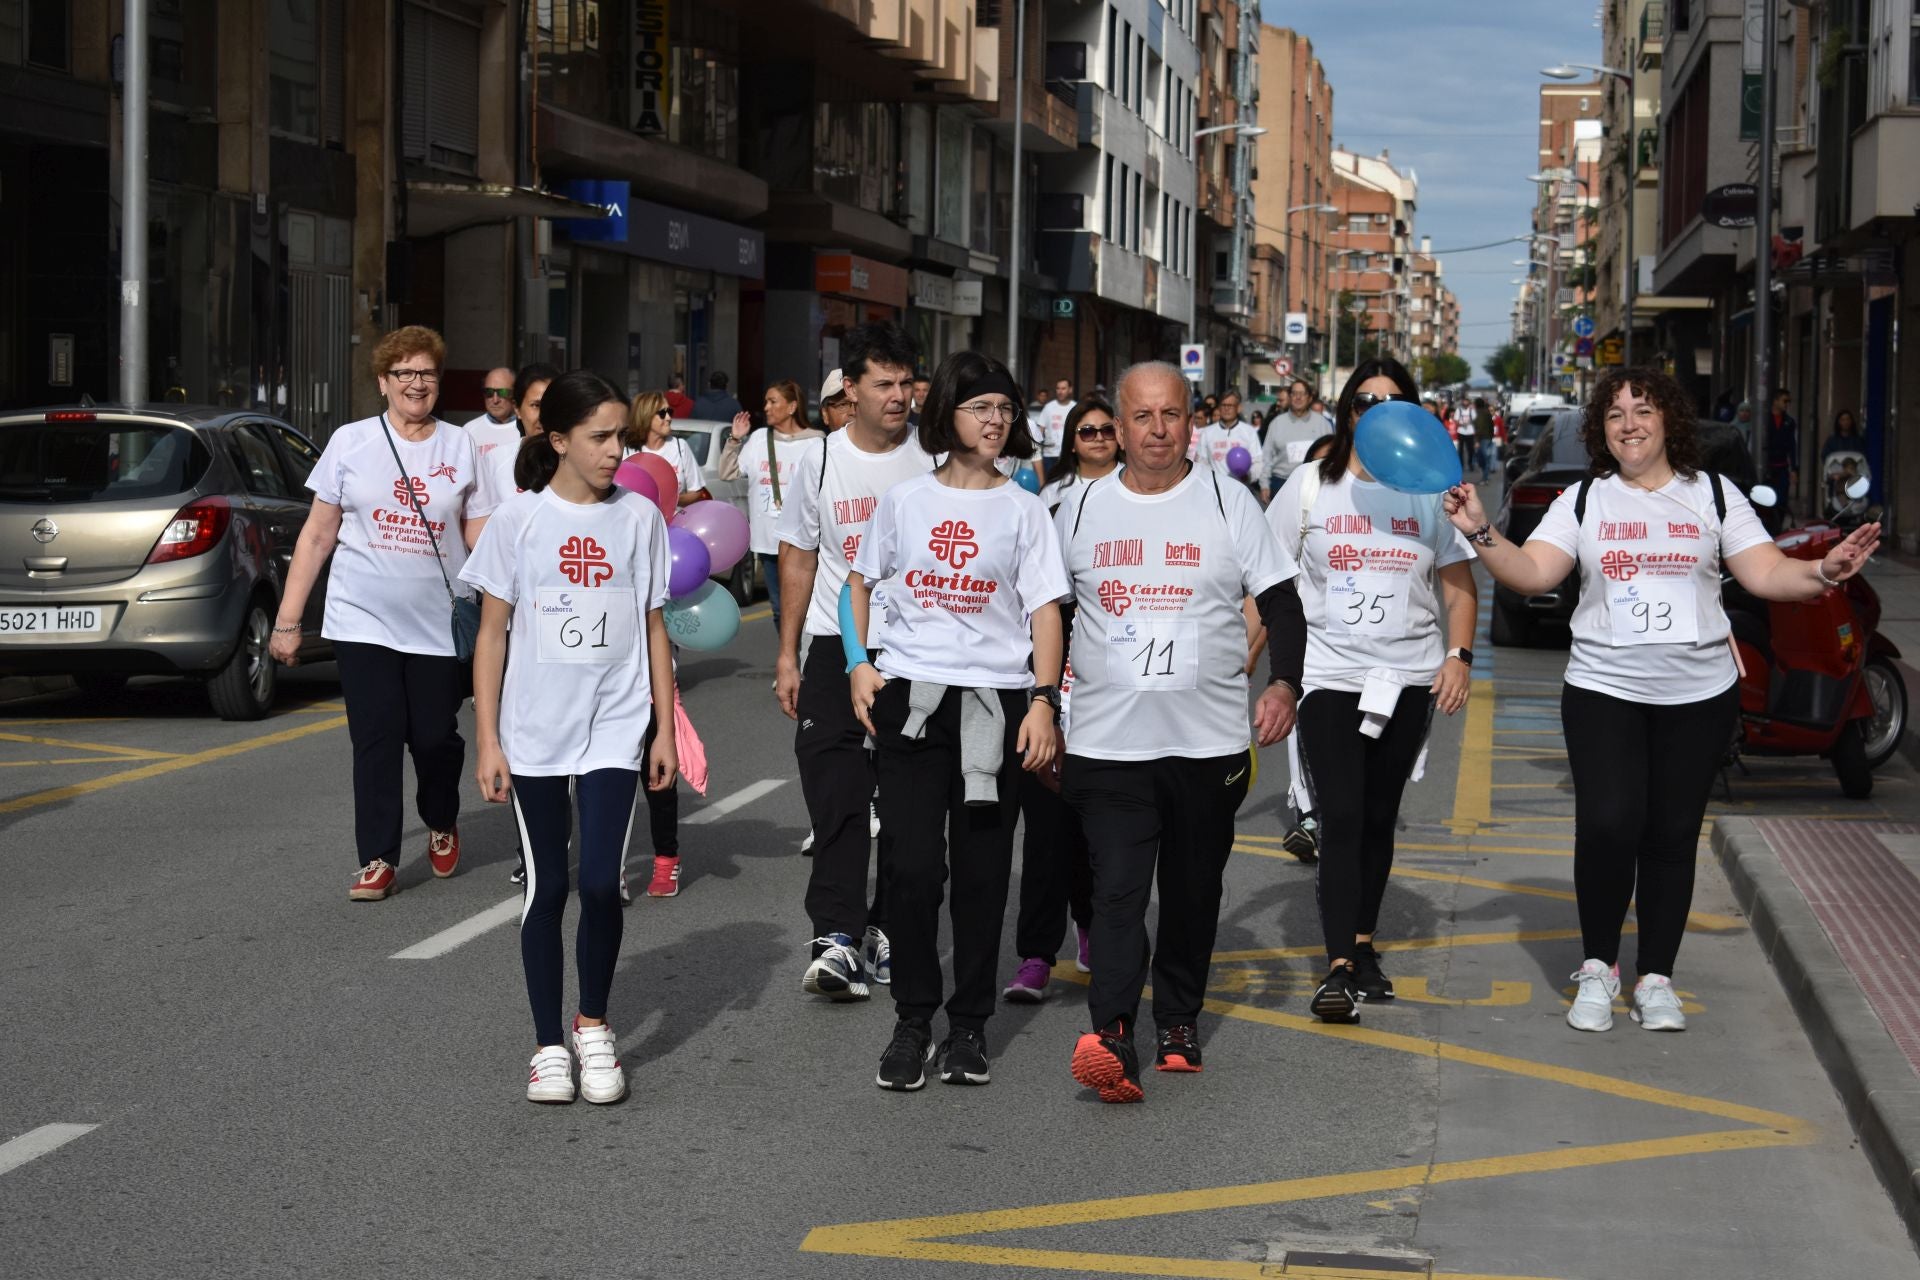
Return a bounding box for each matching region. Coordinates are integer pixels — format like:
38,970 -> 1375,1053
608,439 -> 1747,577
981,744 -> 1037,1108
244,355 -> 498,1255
1030,685 -> 1062,719
1447,647 -> 1474,667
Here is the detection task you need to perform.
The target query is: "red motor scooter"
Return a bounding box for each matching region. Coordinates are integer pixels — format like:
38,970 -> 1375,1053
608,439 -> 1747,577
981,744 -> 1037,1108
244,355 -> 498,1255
1723,521 -> 1907,798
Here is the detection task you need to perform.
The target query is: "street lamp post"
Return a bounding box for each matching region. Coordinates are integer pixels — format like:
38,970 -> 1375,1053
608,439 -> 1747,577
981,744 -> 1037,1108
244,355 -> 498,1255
1006,0 -> 1027,382
1544,62 -> 1636,371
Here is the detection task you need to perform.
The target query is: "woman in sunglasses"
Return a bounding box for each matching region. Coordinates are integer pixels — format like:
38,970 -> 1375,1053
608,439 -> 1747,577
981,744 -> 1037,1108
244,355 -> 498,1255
625,391 -> 712,507
1035,396 -> 1121,512
1265,357 -> 1478,1024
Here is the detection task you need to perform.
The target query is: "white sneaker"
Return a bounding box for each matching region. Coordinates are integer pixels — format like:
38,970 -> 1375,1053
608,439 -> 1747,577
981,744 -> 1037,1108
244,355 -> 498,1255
618,870 -> 632,906
571,1020 -> 627,1104
1567,959 -> 1620,1032
526,1045 -> 575,1104
1631,974 -> 1688,1031
800,830 -> 815,853
869,802 -> 881,839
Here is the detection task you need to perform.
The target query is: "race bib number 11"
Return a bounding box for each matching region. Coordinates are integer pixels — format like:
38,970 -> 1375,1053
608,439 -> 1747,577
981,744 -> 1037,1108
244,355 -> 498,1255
1106,619 -> 1199,691
537,588 -> 636,663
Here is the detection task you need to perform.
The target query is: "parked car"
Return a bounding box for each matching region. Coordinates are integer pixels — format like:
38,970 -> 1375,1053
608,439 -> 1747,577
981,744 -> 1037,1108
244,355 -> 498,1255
1503,405 -> 1578,485
669,419 -> 761,605
0,404 -> 332,718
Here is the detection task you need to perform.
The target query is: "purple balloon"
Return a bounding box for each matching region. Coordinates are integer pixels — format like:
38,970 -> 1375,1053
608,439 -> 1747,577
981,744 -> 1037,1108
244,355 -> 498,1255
673,499 -> 751,574
1226,445 -> 1253,478
666,525 -> 713,599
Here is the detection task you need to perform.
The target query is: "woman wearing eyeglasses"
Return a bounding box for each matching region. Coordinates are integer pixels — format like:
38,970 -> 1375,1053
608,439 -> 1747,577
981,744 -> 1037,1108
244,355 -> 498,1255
268,325 -> 499,901
626,391 -> 712,506
1266,357 -> 1478,1023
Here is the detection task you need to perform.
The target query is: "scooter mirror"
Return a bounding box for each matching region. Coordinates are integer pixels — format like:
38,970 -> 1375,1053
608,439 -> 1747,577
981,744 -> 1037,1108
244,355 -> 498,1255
1749,484 -> 1779,509
1846,477 -> 1871,501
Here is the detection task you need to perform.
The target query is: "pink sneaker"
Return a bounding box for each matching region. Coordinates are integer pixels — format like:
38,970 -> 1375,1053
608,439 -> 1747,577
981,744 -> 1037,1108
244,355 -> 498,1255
1003,956 -> 1052,1003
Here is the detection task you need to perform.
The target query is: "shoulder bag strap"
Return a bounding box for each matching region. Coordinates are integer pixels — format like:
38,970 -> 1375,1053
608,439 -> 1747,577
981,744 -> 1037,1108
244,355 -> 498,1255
1708,471 -> 1727,523
380,414 -> 459,606
767,427 -> 782,507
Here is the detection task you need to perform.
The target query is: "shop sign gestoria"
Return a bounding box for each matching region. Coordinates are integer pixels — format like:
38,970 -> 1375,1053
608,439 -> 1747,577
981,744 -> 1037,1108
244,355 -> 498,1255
632,0 -> 670,135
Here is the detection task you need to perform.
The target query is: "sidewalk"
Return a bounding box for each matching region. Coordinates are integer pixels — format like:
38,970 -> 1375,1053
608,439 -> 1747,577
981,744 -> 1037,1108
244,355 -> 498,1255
1712,549 -> 1920,1249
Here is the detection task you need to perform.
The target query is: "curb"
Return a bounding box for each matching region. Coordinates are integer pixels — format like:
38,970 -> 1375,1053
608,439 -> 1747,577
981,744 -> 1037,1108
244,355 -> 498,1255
1712,817 -> 1920,1250
0,675 -> 73,704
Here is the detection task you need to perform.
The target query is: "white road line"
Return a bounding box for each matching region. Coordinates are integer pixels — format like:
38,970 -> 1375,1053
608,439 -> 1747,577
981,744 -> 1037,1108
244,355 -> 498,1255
0,1124 -> 99,1177
389,896 -> 522,960
683,777 -> 786,824
389,779 -> 788,960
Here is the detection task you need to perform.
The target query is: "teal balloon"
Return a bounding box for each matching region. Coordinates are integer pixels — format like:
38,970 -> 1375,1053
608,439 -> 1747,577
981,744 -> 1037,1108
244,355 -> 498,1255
1014,464 -> 1042,494
1353,400 -> 1464,494
662,580 -> 741,652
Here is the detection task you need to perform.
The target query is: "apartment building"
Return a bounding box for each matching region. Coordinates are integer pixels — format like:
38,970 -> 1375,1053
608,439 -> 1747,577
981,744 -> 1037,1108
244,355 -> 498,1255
1248,25 -> 1335,392
1407,241 -> 1459,372
1328,147 -> 1416,386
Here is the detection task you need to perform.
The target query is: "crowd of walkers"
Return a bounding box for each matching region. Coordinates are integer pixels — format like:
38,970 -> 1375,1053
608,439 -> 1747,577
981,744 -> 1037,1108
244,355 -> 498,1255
270,321 -> 1879,1105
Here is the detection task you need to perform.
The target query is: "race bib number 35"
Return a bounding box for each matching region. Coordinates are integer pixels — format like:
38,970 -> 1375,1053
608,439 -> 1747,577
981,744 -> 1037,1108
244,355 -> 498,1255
1106,619 -> 1199,691
1325,571 -> 1410,637
1607,579 -> 1698,647
537,588 -> 636,663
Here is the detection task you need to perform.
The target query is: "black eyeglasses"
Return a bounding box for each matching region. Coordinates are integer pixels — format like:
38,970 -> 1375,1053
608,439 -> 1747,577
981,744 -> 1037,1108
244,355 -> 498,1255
1075,423 -> 1117,441
1351,391 -> 1417,412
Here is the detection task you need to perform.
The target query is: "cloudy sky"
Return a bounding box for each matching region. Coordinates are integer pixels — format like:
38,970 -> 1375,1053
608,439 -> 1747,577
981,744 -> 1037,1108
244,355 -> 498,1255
1258,0 -> 1602,375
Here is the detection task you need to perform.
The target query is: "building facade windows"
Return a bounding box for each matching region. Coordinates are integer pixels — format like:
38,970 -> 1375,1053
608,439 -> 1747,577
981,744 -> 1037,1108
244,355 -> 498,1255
814,99 -> 897,214
401,0 -> 482,176
271,0 -> 346,147
0,0 -> 68,73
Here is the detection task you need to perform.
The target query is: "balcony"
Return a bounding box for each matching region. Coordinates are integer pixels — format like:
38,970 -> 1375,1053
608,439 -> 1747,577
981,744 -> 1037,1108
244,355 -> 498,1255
1075,82 -> 1101,149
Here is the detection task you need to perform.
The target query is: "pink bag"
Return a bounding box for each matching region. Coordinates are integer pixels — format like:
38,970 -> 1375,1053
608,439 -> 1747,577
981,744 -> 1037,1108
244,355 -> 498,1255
673,686 -> 708,796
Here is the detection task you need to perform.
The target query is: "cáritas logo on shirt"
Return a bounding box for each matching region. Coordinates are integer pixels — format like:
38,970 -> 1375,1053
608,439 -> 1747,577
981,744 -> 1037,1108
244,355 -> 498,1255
558,535 -> 614,587
393,476 -> 428,506
927,520 -> 980,570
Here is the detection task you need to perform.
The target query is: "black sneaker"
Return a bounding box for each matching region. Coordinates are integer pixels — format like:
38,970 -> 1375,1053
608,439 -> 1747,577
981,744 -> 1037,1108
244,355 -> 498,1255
1351,942 -> 1394,1001
1154,1023 -> 1203,1073
876,1018 -> 934,1091
1071,1020 -> 1143,1103
508,853 -> 526,886
1311,965 -> 1360,1024
1281,814 -> 1320,864
938,1027 -> 991,1085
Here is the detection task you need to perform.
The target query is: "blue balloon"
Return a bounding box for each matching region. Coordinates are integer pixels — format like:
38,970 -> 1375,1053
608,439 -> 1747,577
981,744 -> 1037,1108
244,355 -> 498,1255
1014,464 -> 1042,494
1353,400 -> 1464,494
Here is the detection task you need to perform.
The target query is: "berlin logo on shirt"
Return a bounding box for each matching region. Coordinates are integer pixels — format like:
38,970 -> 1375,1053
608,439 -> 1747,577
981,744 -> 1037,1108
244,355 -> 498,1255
1327,543 -> 1366,572
558,535 -> 615,587
1668,520 -> 1701,539
1600,549 -> 1640,581
393,476 -> 429,506
1098,579 -> 1133,615
928,520 -> 981,570
1164,540 -> 1201,567
428,463 -> 459,484
1390,516 -> 1421,538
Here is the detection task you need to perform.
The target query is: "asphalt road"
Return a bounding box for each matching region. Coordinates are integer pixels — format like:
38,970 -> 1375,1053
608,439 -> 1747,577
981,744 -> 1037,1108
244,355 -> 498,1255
3,554 -> 1918,1278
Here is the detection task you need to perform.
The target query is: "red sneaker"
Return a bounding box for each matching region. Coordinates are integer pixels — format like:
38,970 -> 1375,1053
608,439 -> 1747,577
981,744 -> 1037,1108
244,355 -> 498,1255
350,859 -> 397,901
1071,1023 -> 1143,1103
427,828 -> 460,878
646,855 -> 681,898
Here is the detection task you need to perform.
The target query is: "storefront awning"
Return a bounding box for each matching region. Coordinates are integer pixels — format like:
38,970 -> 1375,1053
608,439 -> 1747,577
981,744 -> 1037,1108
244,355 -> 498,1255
403,181 -> 612,238
1248,361 -> 1282,386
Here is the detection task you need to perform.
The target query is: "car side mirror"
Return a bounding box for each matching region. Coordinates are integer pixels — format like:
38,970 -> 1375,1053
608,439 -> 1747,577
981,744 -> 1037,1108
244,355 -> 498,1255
1846,477 -> 1871,501
1749,484 -> 1779,509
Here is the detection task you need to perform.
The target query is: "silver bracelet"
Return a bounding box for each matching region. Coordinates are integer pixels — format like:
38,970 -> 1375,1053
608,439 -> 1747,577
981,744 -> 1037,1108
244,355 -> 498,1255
271,623 -> 302,635
1814,563 -> 1841,589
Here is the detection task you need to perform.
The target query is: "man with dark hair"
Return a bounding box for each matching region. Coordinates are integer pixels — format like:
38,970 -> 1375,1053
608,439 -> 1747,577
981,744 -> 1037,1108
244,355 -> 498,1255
1766,388 -> 1800,508
694,371 -> 744,420
1260,379 -> 1326,502
775,322 -> 932,1002
907,372 -> 932,428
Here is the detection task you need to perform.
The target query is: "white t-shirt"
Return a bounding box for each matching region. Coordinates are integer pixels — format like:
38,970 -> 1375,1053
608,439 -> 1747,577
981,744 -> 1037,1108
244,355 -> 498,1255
631,436 -> 704,497
465,414 -> 520,459
1035,399 -> 1076,458
1529,472 -> 1771,705
853,473 -> 1069,689
1269,467 -> 1475,693
459,487 -> 671,776
308,416 -> 498,656
776,430 -> 936,640
738,428 -> 826,557
1260,411 -> 1325,482
1193,421 -> 1263,473
482,435 -> 527,508
1055,466 -> 1298,761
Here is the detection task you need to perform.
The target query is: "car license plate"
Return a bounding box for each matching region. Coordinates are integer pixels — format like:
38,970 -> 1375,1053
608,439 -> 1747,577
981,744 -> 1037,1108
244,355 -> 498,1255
0,605 -> 106,637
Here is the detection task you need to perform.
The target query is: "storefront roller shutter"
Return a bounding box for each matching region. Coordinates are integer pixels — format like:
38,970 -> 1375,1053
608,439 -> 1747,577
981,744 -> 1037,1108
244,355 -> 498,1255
401,1 -> 480,174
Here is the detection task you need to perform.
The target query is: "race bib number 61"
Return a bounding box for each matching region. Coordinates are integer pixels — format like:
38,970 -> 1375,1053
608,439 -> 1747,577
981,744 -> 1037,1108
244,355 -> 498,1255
537,588 -> 636,663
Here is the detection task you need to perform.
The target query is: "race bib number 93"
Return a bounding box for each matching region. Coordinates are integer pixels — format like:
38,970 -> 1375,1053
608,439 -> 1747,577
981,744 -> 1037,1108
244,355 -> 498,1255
1606,579 -> 1698,647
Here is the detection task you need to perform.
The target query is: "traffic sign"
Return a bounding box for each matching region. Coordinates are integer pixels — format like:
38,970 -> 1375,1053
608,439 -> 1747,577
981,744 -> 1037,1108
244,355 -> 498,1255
1574,337 -> 1595,357
1180,344 -> 1206,382
1283,312 -> 1308,344
1572,315 -> 1595,339
1052,297 -> 1076,318
1274,356 -> 1293,377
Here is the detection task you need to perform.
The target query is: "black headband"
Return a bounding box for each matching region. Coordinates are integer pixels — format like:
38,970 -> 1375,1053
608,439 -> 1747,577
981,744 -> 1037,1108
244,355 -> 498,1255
956,368 -> 1021,406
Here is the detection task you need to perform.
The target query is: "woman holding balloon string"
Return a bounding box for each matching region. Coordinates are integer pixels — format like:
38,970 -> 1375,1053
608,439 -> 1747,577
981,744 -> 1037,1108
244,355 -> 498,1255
1266,358 -> 1478,1025
845,350 -> 1070,1090
627,390 -> 712,507
463,370 -> 677,1104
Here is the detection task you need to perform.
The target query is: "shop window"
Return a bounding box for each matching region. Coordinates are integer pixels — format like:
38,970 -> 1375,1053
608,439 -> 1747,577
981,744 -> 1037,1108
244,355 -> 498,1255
667,5 -> 741,164
813,99 -> 897,215
401,0 -> 481,176
537,0 -> 620,125
0,0 -> 68,71
270,0 -> 346,146
935,110 -> 967,244
969,129 -> 997,256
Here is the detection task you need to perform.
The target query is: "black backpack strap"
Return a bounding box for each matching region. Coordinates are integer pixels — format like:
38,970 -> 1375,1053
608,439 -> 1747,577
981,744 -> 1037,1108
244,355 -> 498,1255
817,430 -> 829,494
1573,477 -> 1593,525
1708,471 -> 1726,522
1210,467 -> 1225,518
1071,472 -> 1102,540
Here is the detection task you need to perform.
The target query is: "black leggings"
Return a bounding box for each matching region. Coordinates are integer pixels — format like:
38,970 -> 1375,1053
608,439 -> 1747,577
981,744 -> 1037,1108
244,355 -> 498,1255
1013,770 -> 1094,964
1561,682 -> 1737,978
1297,687 -> 1434,964
333,640 -> 465,868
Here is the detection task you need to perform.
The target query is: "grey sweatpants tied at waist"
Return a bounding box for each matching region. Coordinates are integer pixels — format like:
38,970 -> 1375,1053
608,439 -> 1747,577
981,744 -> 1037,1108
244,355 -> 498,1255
901,681 -> 1007,805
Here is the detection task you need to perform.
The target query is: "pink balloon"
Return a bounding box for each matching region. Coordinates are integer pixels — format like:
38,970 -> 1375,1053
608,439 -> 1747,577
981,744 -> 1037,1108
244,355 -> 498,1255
673,499 -> 751,574
630,451 -> 680,521
613,459 -> 661,506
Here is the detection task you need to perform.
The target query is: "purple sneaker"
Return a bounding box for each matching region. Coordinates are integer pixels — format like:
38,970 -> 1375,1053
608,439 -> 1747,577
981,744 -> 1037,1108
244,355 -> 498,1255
1075,926 -> 1091,974
1003,956 -> 1053,1003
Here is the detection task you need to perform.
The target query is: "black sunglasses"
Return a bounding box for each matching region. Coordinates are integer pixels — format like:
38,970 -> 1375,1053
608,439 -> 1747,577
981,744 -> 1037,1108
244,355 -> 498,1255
1351,391 -> 1418,412
1075,423 -> 1117,441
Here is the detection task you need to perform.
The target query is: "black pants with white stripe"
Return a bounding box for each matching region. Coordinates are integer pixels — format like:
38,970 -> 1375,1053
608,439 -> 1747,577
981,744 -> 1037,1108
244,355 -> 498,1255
1064,751 -> 1250,1034
796,635 -> 889,938
513,757 -> 646,1048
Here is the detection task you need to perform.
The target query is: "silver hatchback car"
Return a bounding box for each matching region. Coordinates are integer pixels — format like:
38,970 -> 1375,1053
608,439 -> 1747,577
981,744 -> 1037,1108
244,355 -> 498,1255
0,405 -> 332,718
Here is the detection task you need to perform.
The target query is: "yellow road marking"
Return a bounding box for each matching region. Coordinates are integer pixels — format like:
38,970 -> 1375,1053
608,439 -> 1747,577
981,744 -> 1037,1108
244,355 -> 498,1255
1212,927 -> 1590,963
0,758 -> 169,768
1449,678 -> 1494,833
740,604 -> 772,622
0,714 -> 349,815
0,731 -> 177,760
0,717 -> 130,726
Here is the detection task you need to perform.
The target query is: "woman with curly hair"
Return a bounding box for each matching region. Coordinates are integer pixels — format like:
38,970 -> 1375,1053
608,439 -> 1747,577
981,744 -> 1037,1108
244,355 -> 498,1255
1443,368 -> 1880,1034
